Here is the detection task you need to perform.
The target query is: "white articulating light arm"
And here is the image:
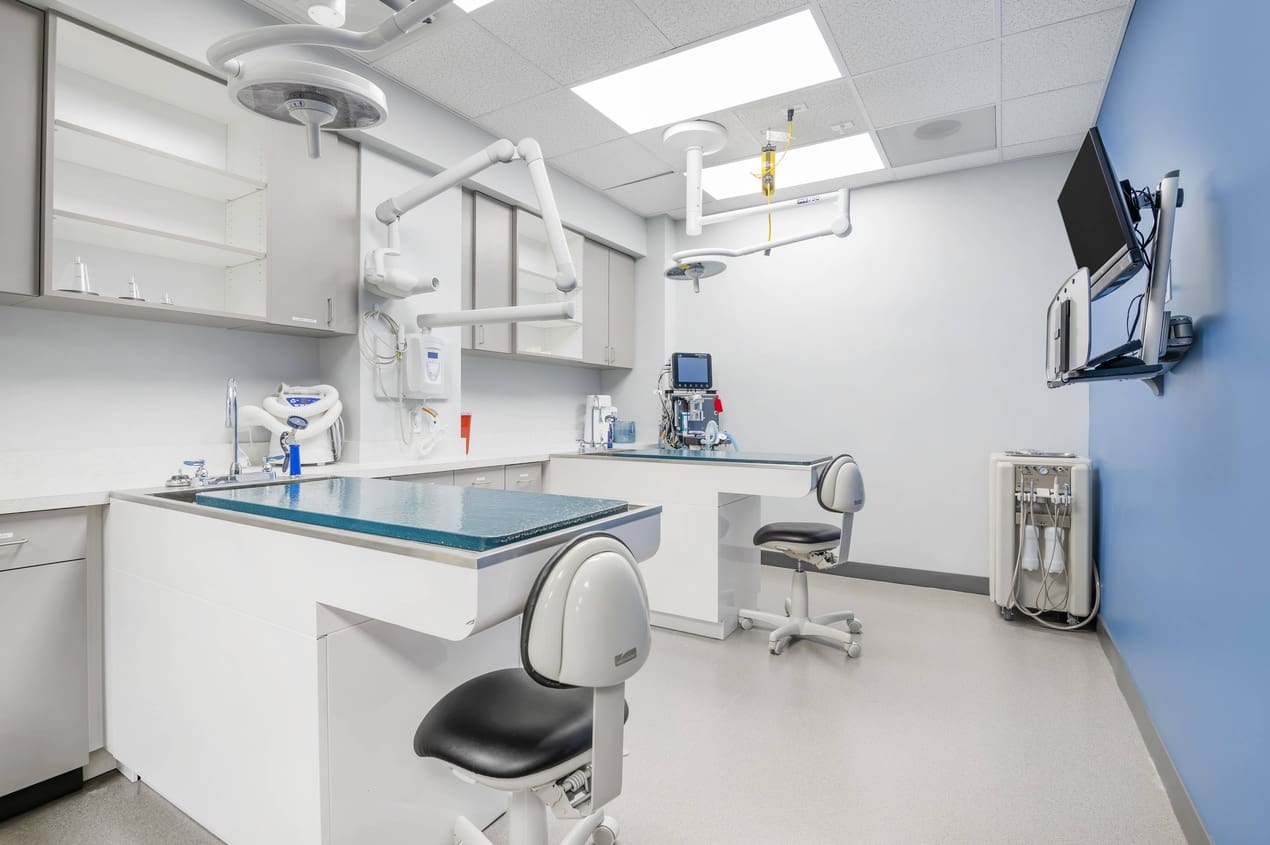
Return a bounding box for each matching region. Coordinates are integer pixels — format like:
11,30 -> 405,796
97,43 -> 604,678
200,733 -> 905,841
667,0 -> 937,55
207,0 -> 447,75
373,137 -> 577,295
673,189 -> 851,262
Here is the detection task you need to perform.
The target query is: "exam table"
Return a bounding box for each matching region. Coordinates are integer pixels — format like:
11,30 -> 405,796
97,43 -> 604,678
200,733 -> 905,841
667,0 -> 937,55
103,477 -> 660,845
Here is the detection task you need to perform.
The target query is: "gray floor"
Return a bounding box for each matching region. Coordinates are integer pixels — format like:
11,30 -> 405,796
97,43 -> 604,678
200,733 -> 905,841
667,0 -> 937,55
0,569 -> 1184,845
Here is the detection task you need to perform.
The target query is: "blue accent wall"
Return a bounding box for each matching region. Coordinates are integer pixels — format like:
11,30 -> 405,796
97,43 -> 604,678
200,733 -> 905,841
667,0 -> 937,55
1094,4 -> 1270,842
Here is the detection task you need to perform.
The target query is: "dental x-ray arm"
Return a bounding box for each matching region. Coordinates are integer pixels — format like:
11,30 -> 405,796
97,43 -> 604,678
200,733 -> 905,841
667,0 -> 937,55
672,188 -> 852,262
367,137 -> 578,298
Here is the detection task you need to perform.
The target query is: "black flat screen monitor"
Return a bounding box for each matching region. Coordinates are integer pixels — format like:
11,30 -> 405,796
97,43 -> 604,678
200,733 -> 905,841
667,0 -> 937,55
1057,128 -> 1145,300
671,353 -> 712,390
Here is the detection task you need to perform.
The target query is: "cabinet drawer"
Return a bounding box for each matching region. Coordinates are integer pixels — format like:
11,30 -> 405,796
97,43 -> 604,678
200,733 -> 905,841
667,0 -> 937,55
453,467 -> 506,490
391,471 -> 455,485
0,509 -> 87,573
505,463 -> 544,493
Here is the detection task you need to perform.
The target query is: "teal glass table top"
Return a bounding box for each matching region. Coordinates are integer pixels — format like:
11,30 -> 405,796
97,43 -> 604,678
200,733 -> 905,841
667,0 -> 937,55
598,449 -> 831,466
195,477 -> 628,552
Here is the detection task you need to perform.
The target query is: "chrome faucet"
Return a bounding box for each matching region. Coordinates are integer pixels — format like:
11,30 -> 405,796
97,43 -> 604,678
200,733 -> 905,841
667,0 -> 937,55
225,377 -> 241,477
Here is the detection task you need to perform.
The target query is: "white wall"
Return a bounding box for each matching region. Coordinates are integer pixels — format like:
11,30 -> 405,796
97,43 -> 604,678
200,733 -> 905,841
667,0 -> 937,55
0,307 -> 318,498
461,355 -> 600,454
667,156 -> 1089,577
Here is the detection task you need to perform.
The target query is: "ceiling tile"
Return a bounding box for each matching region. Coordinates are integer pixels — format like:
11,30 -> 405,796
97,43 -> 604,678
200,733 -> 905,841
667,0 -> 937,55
877,105 -> 997,167
550,137 -> 673,191
1002,132 -> 1084,160
630,111 -> 761,173
1001,83 -> 1101,145
730,78 -> 869,149
605,172 -> 690,217
855,41 -> 999,128
631,0 -> 805,47
1002,9 -> 1126,99
471,0 -> 672,86
373,18 -> 557,118
1002,0 -> 1126,35
887,147 -> 1002,181
822,0 -> 997,75
474,89 -> 626,156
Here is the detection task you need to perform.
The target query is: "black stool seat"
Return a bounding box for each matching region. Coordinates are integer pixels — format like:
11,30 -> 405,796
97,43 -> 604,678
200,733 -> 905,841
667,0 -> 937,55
414,668 -> 627,780
753,522 -> 841,546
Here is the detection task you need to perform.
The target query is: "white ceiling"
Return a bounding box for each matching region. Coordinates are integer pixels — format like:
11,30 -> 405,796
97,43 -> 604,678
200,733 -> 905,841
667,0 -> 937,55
243,0 -> 1133,218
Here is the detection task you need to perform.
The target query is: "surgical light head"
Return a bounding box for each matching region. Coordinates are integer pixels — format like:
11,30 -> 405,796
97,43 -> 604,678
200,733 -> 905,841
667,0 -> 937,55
228,60 -> 387,159
208,0 -> 446,158
665,259 -> 727,293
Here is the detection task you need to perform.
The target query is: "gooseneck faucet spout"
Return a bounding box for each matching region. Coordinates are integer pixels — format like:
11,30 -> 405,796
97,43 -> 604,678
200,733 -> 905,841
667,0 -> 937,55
226,378 -> 241,477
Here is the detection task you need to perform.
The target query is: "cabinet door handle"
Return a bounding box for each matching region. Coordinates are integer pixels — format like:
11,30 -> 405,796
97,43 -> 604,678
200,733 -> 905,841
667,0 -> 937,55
291,316 -> 319,325
0,538 -> 30,548
326,297 -> 333,327
477,325 -> 485,346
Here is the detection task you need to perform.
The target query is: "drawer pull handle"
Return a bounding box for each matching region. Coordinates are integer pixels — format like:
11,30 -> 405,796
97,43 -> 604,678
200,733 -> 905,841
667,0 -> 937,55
291,316 -> 319,325
0,538 -> 30,548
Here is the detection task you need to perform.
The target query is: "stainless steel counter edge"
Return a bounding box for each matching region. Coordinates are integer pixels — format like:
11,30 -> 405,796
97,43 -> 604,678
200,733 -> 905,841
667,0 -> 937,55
109,487 -> 661,570
550,452 -> 834,469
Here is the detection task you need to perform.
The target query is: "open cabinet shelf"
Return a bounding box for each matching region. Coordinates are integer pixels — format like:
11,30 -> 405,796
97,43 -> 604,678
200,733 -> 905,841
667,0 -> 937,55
52,210 -> 265,268
53,120 -> 265,202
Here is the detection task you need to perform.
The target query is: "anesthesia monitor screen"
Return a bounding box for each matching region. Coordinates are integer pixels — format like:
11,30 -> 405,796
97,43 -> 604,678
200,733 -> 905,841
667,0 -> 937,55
672,353 -> 712,390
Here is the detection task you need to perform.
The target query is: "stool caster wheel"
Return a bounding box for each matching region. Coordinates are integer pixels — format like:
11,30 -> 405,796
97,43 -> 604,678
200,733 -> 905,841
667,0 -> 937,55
591,817 -> 619,845
847,620 -> 864,634
784,598 -> 791,616
844,641 -> 862,658
1000,606 -> 1016,622
738,615 -> 753,630
769,638 -> 787,655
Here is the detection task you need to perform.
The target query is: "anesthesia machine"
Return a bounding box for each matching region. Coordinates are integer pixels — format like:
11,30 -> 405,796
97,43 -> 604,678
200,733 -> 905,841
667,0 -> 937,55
657,353 -> 734,450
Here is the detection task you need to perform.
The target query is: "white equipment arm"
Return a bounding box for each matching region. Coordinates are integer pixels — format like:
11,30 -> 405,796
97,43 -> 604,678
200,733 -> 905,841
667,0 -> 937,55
673,189 -> 851,263
372,137 -> 578,294
207,0 -> 447,74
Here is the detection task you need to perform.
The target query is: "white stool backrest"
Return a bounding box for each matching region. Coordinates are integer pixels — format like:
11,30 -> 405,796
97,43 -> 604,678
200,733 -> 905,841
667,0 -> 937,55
521,533 -> 651,690
817,455 -> 865,514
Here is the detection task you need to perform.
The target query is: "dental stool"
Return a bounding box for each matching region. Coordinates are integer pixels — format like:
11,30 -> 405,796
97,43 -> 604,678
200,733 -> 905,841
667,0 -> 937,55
738,454 -> 866,657
414,533 -> 651,845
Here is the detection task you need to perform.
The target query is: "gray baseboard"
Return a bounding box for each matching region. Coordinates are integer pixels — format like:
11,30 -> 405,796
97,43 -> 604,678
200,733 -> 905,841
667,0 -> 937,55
1096,625 -> 1212,845
760,551 -> 989,595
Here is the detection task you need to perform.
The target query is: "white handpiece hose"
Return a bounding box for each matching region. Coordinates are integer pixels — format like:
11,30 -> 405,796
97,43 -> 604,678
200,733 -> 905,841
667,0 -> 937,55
518,138 -> 578,293
417,301 -> 574,329
685,146 -> 704,237
375,140 -> 516,224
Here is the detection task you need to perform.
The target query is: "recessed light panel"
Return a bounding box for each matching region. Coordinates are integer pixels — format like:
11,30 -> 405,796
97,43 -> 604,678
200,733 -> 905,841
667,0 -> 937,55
571,11 -> 841,134
453,0 -> 495,11
701,133 -> 884,200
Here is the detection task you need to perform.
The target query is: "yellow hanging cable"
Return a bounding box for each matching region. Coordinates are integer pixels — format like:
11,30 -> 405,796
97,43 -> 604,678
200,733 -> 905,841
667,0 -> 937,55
765,119 -> 793,242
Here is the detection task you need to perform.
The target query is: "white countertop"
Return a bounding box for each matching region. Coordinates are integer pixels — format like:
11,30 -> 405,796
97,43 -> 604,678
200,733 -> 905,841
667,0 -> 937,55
0,450 -> 557,516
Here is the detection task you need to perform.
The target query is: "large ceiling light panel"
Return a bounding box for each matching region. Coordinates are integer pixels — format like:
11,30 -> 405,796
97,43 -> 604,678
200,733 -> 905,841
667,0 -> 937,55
701,132 -> 884,199
452,0 -> 496,10
571,10 -> 841,134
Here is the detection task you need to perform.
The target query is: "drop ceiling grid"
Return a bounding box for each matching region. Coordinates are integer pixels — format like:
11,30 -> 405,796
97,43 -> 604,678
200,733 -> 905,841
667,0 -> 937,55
242,0 -> 1137,217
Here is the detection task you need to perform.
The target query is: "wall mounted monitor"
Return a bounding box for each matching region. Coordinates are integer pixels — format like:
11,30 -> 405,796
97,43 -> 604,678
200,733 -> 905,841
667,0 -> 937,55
1057,127 -> 1145,300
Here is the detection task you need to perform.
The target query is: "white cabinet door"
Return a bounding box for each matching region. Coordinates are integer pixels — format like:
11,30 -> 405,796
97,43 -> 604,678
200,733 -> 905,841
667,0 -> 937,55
581,240 -> 610,366
0,559 -> 88,795
0,0 -> 42,298
472,194 -> 514,353
607,250 -> 636,368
